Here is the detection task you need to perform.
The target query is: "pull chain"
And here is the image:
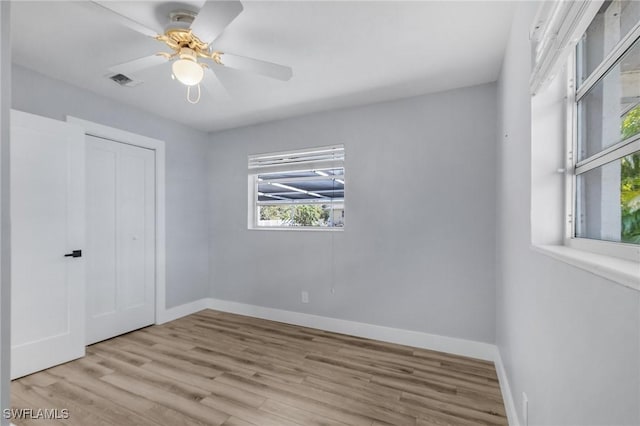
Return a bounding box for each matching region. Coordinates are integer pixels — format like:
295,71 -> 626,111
187,84 -> 201,104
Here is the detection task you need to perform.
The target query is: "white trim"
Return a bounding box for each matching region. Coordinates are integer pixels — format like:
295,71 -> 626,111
157,297 -> 499,361
532,244 -> 639,291
249,226 -> 344,232
494,351 -> 520,426
566,51 -> 577,242
156,299 -> 209,324
64,117 -> 168,324
205,298 -> 496,361
567,237 -> 640,263
0,3 -> 10,424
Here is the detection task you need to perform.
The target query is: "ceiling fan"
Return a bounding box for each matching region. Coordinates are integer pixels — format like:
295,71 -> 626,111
90,1 -> 293,104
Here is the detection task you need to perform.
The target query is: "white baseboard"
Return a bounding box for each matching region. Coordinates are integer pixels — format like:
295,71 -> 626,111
206,297 -> 497,361
159,297 -> 517,425
494,350 -> 519,426
156,298 -> 209,324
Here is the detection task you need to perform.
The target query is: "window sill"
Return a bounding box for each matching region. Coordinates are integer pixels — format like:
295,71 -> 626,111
248,226 -> 344,232
531,244 -> 639,291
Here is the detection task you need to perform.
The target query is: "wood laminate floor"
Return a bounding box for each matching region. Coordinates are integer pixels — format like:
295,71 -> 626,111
11,310 -> 507,426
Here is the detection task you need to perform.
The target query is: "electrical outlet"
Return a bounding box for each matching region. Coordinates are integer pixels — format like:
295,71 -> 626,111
301,291 -> 309,303
522,392 -> 528,426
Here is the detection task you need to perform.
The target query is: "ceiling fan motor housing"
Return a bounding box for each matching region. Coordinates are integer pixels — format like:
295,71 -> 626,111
178,47 -> 198,62
157,20 -> 214,62
165,10 -> 197,32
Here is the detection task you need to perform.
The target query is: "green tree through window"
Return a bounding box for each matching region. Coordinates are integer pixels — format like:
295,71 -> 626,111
621,106 -> 640,243
260,205 -> 292,223
293,205 -> 323,226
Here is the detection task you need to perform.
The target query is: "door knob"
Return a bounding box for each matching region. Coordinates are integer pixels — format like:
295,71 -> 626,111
64,250 -> 82,258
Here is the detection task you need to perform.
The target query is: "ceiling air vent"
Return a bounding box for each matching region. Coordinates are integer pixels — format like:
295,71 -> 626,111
107,73 -> 142,88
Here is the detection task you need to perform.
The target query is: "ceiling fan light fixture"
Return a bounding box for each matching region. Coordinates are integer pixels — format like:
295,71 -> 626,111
171,48 -> 204,86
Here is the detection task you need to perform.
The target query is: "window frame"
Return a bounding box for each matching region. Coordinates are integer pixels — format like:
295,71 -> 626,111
565,13 -> 640,262
247,145 -> 345,231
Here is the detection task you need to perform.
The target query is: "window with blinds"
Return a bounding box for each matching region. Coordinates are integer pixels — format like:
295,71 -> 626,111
529,1 -> 603,94
248,145 -> 345,229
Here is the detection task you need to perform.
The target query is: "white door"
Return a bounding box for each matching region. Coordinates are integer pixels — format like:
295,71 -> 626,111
85,135 -> 155,345
10,110 -> 85,379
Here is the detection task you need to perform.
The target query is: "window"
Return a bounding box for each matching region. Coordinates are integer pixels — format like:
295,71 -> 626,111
571,1 -> 640,248
248,145 -> 345,229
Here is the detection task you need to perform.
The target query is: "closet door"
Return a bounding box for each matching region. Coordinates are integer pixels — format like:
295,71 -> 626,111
10,110 -> 85,378
85,135 -> 155,345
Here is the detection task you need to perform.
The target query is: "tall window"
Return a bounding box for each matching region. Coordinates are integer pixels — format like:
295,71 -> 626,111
248,145 -> 345,229
572,1 -> 640,246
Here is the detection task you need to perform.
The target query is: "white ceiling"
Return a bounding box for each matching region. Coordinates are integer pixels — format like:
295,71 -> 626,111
11,1 -> 515,133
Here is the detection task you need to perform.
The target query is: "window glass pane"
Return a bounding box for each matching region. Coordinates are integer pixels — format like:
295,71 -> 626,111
577,0 -> 640,86
576,151 -> 640,244
256,168 -> 344,228
577,38 -> 640,161
258,203 -> 344,228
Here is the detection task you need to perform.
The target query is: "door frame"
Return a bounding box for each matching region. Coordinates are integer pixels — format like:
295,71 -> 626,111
66,117 -> 167,325
1,2 -> 10,422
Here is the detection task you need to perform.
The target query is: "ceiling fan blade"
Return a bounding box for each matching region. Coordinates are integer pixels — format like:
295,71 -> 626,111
202,68 -> 231,101
190,1 -> 243,45
108,54 -> 169,76
218,53 -> 293,81
84,1 -> 161,38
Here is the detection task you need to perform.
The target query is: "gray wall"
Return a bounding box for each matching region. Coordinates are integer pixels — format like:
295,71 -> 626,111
496,3 -> 640,425
208,84 -> 498,343
11,65 -> 211,309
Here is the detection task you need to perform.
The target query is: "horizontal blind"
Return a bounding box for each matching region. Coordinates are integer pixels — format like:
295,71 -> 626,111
248,145 -> 344,174
529,0 -> 603,95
